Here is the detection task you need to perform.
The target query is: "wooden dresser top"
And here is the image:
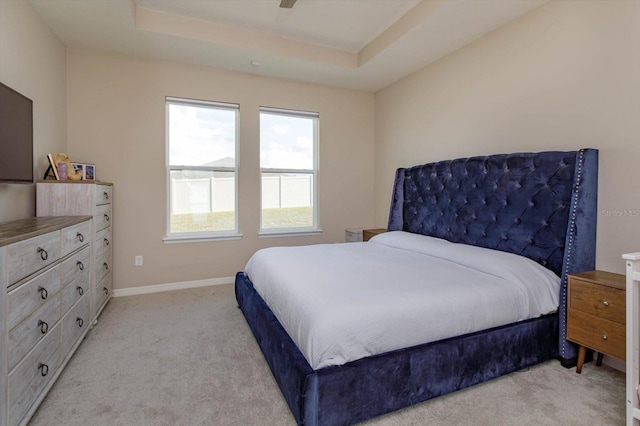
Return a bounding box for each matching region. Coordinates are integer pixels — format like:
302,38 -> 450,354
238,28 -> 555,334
0,216 -> 91,247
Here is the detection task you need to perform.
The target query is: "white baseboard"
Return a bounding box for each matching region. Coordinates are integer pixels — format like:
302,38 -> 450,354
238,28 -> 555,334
112,276 -> 234,297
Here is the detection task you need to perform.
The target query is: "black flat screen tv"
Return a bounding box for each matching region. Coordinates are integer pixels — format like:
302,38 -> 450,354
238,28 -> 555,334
0,82 -> 33,183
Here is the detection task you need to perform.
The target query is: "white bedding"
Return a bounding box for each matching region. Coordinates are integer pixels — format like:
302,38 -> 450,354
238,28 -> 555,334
245,231 -> 560,370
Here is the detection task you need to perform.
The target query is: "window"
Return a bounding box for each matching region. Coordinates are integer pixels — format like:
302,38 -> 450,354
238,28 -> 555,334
165,97 -> 239,241
259,107 -> 319,234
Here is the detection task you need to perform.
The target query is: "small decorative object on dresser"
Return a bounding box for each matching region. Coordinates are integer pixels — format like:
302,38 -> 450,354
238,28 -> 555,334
567,270 -> 626,374
363,228 -> 386,242
0,216 -> 92,426
36,181 -> 114,320
623,252 -> 640,426
43,154 -> 60,180
70,163 -> 96,181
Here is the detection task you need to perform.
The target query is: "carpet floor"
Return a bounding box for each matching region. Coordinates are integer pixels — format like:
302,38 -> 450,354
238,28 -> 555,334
29,284 -> 625,426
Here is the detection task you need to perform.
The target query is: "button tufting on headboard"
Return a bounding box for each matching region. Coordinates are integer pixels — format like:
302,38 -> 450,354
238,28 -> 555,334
397,151 -> 578,276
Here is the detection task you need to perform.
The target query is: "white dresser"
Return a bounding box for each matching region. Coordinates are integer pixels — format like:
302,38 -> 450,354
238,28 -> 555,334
0,216 -> 92,426
36,181 -> 113,320
625,252 -> 640,425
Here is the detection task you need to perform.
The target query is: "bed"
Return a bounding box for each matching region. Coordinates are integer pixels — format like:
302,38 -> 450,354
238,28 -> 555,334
235,149 -> 598,425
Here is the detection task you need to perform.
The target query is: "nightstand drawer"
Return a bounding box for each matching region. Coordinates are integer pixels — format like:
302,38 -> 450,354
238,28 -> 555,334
567,309 -> 625,360
569,278 -> 625,324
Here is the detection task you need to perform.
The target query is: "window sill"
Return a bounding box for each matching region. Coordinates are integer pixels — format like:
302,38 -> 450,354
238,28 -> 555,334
258,229 -> 323,238
163,232 -> 243,243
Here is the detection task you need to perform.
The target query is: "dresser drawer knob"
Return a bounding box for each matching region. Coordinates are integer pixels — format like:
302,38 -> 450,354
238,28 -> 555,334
603,301 -> 609,306
77,261 -> 85,271
38,320 -> 49,334
76,317 -> 84,328
38,363 -> 49,377
602,334 -> 608,340
104,238 -> 110,246
76,232 -> 84,243
38,286 -> 48,300
104,213 -> 110,222
104,191 -> 109,201
103,262 -> 109,271
77,286 -> 84,296
103,287 -> 109,295
37,247 -> 48,261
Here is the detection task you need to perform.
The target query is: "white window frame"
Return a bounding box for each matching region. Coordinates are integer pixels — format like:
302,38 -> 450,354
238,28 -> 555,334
163,97 -> 241,243
259,106 -> 321,237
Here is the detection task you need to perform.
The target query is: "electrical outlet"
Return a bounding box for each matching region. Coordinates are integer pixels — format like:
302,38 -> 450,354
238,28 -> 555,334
135,255 -> 143,266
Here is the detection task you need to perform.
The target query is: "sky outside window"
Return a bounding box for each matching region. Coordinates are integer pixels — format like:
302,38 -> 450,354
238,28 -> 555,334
169,103 -> 236,166
260,112 -> 314,169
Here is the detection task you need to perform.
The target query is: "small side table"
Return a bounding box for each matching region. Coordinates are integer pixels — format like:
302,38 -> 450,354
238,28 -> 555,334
363,228 -> 386,242
567,270 -> 626,373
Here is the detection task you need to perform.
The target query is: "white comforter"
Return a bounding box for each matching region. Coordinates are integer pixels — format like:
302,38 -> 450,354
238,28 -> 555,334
245,231 -> 560,370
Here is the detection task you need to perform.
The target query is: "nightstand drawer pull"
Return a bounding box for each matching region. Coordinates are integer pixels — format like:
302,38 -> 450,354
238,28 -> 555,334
602,334 -> 608,340
603,301 -> 609,306
38,320 -> 49,334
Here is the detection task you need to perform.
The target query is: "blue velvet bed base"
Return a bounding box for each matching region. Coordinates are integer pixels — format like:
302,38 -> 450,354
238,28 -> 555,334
236,272 -> 558,425
236,149 -> 597,425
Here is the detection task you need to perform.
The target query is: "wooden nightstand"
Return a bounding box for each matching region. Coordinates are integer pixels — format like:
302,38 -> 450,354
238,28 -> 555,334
567,270 -> 626,373
363,228 -> 386,242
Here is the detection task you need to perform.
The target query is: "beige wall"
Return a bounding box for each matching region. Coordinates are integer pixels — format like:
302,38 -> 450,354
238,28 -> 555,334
374,0 -> 640,274
66,49 -> 375,289
0,0 -> 67,222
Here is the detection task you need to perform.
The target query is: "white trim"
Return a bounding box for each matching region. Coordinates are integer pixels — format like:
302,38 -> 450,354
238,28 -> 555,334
113,276 -> 234,297
259,229 -> 323,238
259,106 -> 319,118
167,96 -> 239,111
163,232 -> 243,243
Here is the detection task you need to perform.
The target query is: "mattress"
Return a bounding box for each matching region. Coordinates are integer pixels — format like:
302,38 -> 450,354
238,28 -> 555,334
245,231 -> 560,370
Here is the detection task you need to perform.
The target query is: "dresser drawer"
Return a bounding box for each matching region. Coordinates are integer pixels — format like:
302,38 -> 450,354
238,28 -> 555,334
9,296 -> 61,371
7,266 -> 61,331
567,309 -> 626,360
7,231 -> 60,286
61,221 -> 91,258
94,272 -> 112,316
95,227 -> 112,260
95,252 -> 111,284
96,185 -> 112,206
61,295 -> 90,355
60,246 -> 90,288
569,278 -> 625,324
8,322 -> 62,426
94,204 -> 112,232
61,275 -> 90,313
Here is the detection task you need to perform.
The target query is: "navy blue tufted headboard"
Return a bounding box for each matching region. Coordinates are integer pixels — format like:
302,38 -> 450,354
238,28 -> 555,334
387,149 -> 598,361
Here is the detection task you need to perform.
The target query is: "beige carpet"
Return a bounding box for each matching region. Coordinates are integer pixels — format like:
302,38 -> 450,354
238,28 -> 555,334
29,285 -> 625,426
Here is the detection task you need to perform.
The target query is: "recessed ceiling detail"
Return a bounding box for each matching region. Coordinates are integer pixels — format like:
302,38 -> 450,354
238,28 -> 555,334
29,0 -> 549,91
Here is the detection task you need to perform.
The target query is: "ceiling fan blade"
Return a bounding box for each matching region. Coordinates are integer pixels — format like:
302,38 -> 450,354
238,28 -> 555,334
279,0 -> 297,8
